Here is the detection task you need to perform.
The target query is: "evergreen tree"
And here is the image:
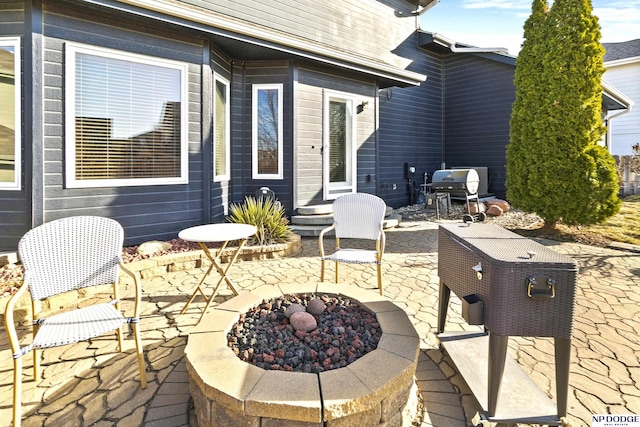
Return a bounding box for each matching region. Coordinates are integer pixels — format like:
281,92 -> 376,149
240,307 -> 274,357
506,0 -> 620,227
506,0 -> 549,208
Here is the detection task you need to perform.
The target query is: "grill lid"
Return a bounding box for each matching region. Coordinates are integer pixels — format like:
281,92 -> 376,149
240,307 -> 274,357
431,169 -> 480,195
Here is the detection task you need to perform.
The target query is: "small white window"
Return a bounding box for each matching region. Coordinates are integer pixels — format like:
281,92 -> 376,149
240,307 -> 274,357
65,43 -> 189,188
252,84 -> 283,179
0,37 -> 21,191
213,75 -> 230,181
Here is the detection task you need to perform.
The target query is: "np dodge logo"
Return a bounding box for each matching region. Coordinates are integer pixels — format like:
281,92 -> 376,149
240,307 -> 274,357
592,414 -> 640,427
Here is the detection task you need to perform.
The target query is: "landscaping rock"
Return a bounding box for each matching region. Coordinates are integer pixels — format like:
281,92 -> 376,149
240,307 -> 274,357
468,202 -> 486,214
486,198 -> 511,212
289,311 -> 317,332
136,240 -> 173,256
487,204 -> 504,216
285,303 -> 306,318
307,299 -> 326,316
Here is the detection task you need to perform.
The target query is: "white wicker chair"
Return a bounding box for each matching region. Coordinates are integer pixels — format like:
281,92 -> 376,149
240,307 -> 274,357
319,193 -> 387,295
4,216 -> 147,426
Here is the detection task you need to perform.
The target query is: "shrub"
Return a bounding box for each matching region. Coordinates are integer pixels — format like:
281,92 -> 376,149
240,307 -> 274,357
507,0 -> 620,227
227,196 -> 292,246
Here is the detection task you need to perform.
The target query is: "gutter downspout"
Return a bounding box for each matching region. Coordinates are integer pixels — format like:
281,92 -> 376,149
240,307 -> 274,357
412,0 -> 440,16
413,0 -> 440,29
449,45 -> 509,54
421,31 -> 510,54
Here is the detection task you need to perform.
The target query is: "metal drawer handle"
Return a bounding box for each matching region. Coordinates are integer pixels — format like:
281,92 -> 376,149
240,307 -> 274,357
527,276 -> 556,299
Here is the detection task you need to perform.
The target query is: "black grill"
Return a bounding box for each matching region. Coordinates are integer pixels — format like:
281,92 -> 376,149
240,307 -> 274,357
431,169 -> 483,222
431,169 -> 480,195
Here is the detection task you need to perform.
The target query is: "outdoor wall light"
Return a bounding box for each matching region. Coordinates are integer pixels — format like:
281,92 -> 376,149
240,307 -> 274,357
357,101 -> 368,114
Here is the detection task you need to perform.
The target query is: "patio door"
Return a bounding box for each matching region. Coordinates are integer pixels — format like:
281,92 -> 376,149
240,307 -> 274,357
323,91 -> 356,200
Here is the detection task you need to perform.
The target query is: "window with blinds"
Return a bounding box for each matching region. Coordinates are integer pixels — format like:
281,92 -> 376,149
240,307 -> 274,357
214,76 -> 230,181
0,37 -> 21,191
65,44 -> 188,188
252,84 -> 283,179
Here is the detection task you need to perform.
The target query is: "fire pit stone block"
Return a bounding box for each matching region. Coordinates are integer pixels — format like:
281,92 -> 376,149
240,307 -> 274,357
186,283 -> 421,426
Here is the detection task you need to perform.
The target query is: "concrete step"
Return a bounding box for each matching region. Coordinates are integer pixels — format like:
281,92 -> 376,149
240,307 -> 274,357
297,204 -> 333,216
296,205 -> 394,217
383,213 -> 402,228
289,224 -> 328,237
290,213 -> 334,226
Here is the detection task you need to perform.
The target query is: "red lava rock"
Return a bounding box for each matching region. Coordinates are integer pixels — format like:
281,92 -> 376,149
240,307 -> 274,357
263,353 -> 275,363
307,299 -> 326,315
290,311 -> 317,332
227,294 -> 381,373
285,303 -> 306,318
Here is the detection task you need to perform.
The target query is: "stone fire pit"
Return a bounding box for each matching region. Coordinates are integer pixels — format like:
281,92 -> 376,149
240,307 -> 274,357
185,282 -> 421,426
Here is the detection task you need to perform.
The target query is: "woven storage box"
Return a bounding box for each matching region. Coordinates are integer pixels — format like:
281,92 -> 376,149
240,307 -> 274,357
438,223 -> 578,339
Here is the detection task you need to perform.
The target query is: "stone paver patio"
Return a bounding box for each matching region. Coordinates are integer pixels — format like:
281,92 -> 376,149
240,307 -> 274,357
0,219 -> 639,426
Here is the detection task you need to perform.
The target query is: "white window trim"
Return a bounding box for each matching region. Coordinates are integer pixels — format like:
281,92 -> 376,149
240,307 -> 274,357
213,74 -> 230,182
64,42 -> 189,188
252,83 -> 283,180
322,89 -> 357,200
0,37 -> 21,191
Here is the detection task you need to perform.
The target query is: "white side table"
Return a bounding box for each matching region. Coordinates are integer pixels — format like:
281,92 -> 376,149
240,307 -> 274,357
178,223 -> 257,320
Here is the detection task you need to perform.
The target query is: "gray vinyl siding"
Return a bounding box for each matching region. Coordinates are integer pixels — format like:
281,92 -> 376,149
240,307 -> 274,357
378,43 -> 445,208
294,64 -> 377,208
0,1 -> 29,251
442,54 -> 515,199
179,0 -> 416,72
40,2 -> 206,245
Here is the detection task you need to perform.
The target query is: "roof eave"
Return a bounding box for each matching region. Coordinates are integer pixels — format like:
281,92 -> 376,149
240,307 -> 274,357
83,0 -> 426,87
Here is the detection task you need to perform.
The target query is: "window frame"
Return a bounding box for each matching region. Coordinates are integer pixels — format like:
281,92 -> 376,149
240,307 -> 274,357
0,37 -> 21,191
322,89 -> 357,200
252,83 -> 283,180
64,42 -> 189,188
213,74 -> 230,182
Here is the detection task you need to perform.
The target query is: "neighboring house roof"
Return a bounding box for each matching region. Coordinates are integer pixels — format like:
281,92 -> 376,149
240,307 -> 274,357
603,39 -> 640,62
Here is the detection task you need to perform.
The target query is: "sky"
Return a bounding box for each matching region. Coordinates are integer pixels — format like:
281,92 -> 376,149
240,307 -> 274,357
420,0 -> 640,55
